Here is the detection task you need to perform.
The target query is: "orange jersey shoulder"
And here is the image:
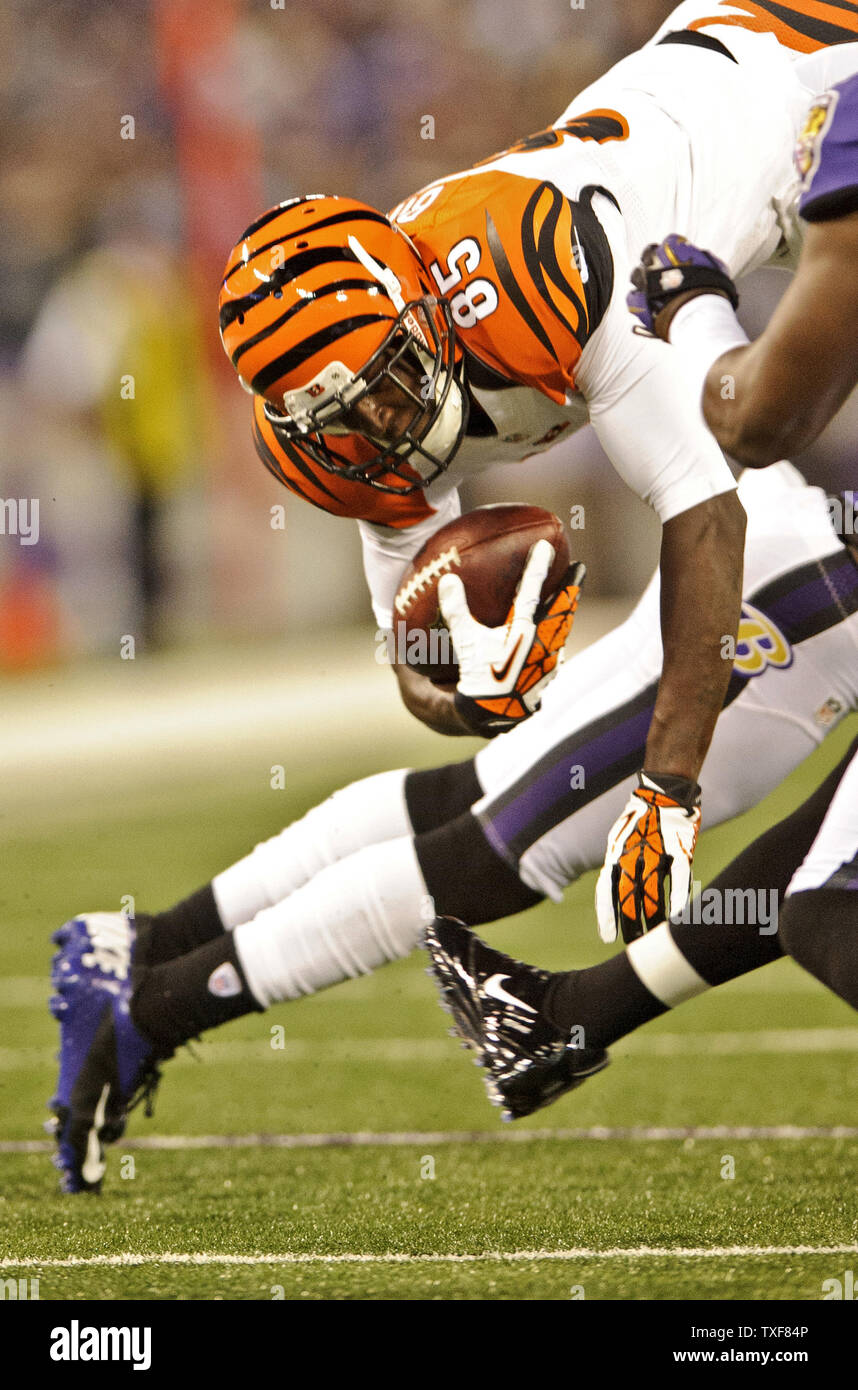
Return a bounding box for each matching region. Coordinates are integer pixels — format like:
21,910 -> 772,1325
687,0 -> 858,53
393,168 -> 616,403
251,396 -> 435,528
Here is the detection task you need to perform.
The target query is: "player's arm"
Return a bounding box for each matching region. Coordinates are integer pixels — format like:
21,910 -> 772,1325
583,341 -> 745,782
701,213 -> 858,465
629,77 -> 858,465
652,489 -> 745,773
629,215 -> 858,467
582,331 -> 745,941
358,498 -> 476,735
568,202 -> 745,781
392,662 -> 473,736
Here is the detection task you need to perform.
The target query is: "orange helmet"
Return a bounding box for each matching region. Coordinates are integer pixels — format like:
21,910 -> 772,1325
218,195 -> 466,494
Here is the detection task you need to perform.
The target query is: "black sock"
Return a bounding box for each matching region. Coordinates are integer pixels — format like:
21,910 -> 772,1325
544,952 -> 666,1050
780,888 -> 858,1008
666,838 -> 788,988
666,766 -> 856,986
138,884 -> 225,966
131,932 -> 263,1053
416,811 -> 543,923
405,760 -> 482,834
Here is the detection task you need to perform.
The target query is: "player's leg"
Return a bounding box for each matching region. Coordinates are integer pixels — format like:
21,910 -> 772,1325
46,804 -> 449,1190
778,742 -> 858,1007
545,736 -> 858,1043
118,549 -> 657,974
425,736 -> 858,1118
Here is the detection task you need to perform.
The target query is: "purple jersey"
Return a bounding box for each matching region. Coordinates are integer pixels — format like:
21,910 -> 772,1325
797,72 -> 858,223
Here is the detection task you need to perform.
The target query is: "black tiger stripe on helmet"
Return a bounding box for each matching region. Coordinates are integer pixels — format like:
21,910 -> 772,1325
219,194 -> 465,495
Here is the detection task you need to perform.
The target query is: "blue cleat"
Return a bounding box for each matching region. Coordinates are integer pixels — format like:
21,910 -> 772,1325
424,916 -> 609,1121
47,913 -> 165,1194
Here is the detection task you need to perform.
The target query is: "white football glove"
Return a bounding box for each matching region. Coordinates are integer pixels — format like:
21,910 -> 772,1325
438,540 -> 584,737
595,771 -> 701,944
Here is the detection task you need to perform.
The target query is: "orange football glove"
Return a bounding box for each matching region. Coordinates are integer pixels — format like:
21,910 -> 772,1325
438,542 -> 585,738
596,772 -> 701,943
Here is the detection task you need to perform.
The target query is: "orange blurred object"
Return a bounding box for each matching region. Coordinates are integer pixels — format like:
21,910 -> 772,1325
0,565 -> 63,670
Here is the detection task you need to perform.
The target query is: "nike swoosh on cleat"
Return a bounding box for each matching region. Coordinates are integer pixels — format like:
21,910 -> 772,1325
484,973 -> 537,1013
490,636 -> 523,683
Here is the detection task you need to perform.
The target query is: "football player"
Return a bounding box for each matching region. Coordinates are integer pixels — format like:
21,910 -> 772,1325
421,55 -> 858,1122
48,2 -> 858,1186
48,463 -> 858,1187
217,5 -> 857,946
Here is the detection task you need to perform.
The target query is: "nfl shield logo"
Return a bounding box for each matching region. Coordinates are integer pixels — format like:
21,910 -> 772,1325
207,963 -> 242,998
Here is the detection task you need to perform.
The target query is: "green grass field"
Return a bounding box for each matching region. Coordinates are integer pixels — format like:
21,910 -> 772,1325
2,718 -> 857,1302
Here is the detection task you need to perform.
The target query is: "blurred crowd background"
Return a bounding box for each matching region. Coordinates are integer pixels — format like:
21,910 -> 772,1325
1,0 -> 854,669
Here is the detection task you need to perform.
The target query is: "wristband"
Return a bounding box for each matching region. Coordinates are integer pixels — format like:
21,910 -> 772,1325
668,293 -> 750,409
641,769 -> 701,812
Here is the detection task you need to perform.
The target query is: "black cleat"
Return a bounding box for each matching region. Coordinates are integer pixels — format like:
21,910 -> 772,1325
424,916 -> 609,1120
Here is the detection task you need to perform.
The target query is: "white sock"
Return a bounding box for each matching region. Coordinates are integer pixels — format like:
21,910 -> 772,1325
213,768 -> 412,929
625,923 -> 710,1007
233,836 -> 432,1006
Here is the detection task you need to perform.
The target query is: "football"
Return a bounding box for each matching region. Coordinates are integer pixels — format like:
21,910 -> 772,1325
392,503 -> 571,683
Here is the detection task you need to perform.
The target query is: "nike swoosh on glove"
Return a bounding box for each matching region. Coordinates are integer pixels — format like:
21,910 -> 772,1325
438,540 -> 585,738
595,771 -> 701,943
627,234 -> 738,338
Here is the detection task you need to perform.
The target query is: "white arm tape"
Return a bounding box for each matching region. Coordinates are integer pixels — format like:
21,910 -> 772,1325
668,294 -> 750,407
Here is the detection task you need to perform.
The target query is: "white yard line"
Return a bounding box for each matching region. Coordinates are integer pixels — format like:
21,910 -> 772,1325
2,1244 -> 858,1270
3,1123 -> 857,1155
